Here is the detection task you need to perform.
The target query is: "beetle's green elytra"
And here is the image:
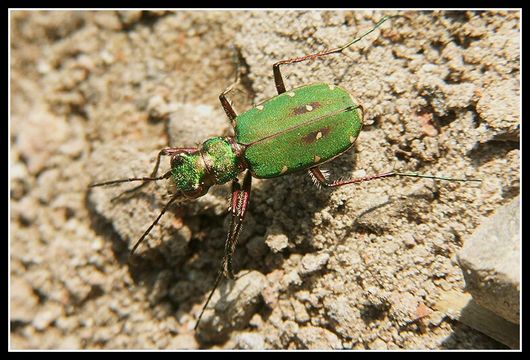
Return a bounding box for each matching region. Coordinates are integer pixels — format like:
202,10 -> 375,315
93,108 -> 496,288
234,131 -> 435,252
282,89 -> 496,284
89,15 -> 480,331
236,83 -> 363,178
235,83 -> 361,144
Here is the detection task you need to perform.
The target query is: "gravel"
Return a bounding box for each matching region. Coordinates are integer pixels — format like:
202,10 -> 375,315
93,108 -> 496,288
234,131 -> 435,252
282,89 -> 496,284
10,10 -> 519,349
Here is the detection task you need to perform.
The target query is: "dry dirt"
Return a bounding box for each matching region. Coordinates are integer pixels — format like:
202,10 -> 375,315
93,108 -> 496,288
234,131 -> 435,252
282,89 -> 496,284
10,10 -> 520,349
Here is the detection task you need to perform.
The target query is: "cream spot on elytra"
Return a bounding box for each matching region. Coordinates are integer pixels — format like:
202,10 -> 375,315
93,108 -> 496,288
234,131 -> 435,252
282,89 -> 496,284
280,165 -> 288,174
316,131 -> 323,140
305,104 -> 313,112
287,91 -> 295,97
350,135 -> 355,143
328,84 -> 336,90
314,155 -> 321,162
256,105 -> 264,110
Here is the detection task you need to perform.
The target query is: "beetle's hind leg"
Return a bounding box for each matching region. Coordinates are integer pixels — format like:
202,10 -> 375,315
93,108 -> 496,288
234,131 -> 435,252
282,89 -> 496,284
273,16 -> 394,94
309,166 -> 398,188
309,166 -> 481,188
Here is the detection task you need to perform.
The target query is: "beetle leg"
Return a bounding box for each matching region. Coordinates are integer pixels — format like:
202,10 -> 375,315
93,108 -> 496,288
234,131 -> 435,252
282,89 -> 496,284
273,16 -> 393,94
194,170 -> 252,330
309,166 -> 398,188
309,167 -> 481,188
220,45 -> 244,126
90,147 -> 197,202
220,84 -> 238,124
150,147 -> 198,178
223,170 -> 252,279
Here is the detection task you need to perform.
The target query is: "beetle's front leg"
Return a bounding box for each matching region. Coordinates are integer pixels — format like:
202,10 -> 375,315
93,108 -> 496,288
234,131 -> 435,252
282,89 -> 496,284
222,170 -> 252,279
150,147 -> 198,178
93,147 -> 197,202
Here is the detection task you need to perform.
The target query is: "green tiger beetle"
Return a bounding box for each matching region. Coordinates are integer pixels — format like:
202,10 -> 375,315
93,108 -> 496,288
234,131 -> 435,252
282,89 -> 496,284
90,15 -> 480,330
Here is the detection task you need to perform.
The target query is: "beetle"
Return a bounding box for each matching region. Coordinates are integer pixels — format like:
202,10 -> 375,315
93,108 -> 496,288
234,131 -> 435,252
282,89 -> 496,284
89,15 -> 480,329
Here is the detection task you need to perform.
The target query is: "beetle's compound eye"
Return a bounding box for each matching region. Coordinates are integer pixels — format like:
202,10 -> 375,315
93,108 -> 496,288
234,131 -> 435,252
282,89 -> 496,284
170,154 -> 185,168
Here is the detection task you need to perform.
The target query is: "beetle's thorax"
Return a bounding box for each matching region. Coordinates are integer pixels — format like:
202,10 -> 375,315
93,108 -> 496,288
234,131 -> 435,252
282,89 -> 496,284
200,136 -> 246,184
170,136 -> 246,198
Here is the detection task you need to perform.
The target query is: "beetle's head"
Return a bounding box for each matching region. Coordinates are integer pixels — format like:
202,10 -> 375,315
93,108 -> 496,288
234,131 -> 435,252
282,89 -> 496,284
168,137 -> 244,199
168,151 -> 213,199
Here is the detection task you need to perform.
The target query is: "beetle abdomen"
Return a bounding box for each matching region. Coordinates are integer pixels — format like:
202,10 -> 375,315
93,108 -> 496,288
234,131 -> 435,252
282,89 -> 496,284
235,83 -> 362,178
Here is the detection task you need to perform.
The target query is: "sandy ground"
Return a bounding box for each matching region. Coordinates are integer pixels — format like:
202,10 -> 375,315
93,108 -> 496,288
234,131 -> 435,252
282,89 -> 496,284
10,10 -> 520,349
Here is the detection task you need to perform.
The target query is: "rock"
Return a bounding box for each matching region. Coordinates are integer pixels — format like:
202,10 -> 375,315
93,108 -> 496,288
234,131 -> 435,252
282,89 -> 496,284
264,226 -> 289,253
56,335 -> 81,349
146,94 -> 170,120
280,270 -> 302,287
457,196 -> 520,324
116,10 -> 143,26
248,313 -> 263,328
435,290 -> 519,349
246,236 -> 267,259
291,299 -> 310,324
369,338 -> 388,350
296,326 -> 342,350
323,295 -> 362,338
298,252 -> 330,276
234,332 -> 265,349
13,105 -> 70,175
196,270 -> 266,343
168,280 -> 194,303
148,270 -> 172,304
476,79 -> 520,142
388,291 -> 421,326
261,270 -> 282,308
11,277 -> 39,323
32,302 -> 64,331
168,333 -> 199,349
93,11 -> 122,30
